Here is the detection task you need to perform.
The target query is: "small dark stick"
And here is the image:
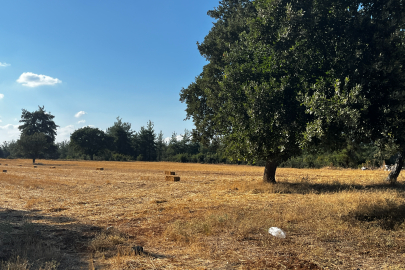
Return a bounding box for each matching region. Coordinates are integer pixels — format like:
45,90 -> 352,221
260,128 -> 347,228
132,245 -> 144,255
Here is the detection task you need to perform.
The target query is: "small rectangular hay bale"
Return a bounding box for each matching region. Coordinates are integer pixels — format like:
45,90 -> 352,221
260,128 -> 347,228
165,175 -> 180,182
164,171 -> 175,175
96,168 -> 104,170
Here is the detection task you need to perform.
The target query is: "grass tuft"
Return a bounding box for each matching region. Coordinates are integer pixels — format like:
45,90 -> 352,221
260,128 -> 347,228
347,198 -> 405,230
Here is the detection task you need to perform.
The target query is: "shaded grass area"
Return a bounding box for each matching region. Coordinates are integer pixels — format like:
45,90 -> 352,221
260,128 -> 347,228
245,179 -> 405,195
347,199 -> 405,230
0,208 -> 101,270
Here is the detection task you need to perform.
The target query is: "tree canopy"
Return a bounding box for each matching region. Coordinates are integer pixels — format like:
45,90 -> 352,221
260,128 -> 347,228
17,106 -> 59,163
18,133 -> 48,164
181,0 -> 405,183
135,121 -> 157,161
70,127 -> 112,160
19,106 -> 58,143
106,117 -> 134,157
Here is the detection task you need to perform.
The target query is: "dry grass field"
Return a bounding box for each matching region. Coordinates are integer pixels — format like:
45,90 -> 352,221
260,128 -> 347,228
1,159 -> 405,269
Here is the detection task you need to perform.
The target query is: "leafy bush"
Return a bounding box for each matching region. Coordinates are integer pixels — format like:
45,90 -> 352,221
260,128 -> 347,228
111,153 -> 133,161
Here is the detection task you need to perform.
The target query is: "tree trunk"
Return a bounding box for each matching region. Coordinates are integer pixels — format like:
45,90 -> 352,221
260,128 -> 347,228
385,151 -> 405,184
33,158 -> 36,164
263,160 -> 278,183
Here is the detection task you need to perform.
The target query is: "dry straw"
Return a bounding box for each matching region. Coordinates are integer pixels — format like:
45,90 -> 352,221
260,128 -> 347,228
0,158 -> 403,269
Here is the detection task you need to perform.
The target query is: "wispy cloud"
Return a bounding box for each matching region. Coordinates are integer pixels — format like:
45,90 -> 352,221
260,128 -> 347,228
75,111 -> 87,118
56,125 -> 75,142
16,72 -> 61,87
0,124 -> 19,130
78,120 -> 86,124
0,124 -> 20,141
0,62 -> 10,67
0,94 -> 4,99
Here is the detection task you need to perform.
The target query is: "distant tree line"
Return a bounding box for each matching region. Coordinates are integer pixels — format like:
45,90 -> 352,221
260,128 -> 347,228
0,108 -> 398,169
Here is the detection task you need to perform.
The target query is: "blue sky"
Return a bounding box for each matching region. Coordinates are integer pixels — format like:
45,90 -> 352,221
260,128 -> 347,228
0,0 -> 219,142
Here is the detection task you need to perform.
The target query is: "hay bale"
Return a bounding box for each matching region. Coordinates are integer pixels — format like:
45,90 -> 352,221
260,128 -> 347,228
2,170 -> 7,173
33,166 -> 37,168
96,168 -> 104,170
165,175 -> 180,182
165,171 -> 175,175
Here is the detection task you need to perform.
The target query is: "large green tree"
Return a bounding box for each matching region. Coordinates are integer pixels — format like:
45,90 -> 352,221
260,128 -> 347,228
181,0 -> 405,183
18,133 -> 48,164
181,0 -> 308,182
135,121 -> 157,161
106,117 -> 135,157
70,127 -> 112,160
155,130 -> 167,161
299,0 -> 405,183
17,106 -> 59,163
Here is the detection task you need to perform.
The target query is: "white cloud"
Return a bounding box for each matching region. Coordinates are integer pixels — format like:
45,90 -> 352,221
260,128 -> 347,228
0,62 -> 10,67
75,111 -> 86,118
0,94 -> 4,99
0,124 -> 20,142
164,135 -> 183,143
56,125 -> 75,142
78,120 -> 86,124
0,124 -> 19,130
16,72 -> 61,87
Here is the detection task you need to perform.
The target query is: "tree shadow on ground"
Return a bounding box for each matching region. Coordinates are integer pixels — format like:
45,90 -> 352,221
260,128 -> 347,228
0,207 -> 102,269
342,200 -> 405,230
269,181 -> 405,230
271,180 -> 405,195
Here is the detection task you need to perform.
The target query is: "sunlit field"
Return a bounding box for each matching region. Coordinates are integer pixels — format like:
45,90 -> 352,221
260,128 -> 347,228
1,159 -> 404,269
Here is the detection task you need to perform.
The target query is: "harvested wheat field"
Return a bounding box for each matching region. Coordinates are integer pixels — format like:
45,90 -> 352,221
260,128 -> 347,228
0,159 -> 405,269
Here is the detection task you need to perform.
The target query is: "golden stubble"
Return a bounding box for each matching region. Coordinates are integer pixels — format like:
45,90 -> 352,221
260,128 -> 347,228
1,158 -> 404,269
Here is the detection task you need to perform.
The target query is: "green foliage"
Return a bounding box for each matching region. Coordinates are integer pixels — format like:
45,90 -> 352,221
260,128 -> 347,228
156,130 -> 167,161
298,0 -> 405,152
280,143 -> 386,169
180,0 -> 405,182
0,140 -> 20,159
18,106 -> 58,143
111,153 -> 133,161
17,106 -> 58,161
56,140 -> 70,159
70,127 -> 113,160
17,133 -> 48,163
106,117 -> 135,157
135,121 -> 157,161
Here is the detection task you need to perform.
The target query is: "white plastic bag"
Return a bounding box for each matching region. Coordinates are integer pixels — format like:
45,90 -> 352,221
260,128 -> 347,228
268,227 -> 286,238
